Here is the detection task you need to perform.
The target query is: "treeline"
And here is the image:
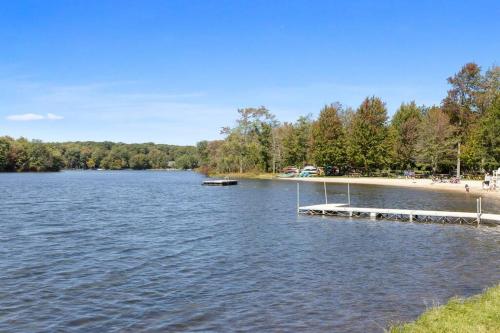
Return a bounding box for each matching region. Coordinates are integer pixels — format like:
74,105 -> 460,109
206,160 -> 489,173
2,63 -> 498,175
0,139 -> 198,172
197,63 -> 499,176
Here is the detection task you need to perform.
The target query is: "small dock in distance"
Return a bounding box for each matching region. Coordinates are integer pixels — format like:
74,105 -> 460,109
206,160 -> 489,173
298,203 -> 500,225
202,179 -> 238,186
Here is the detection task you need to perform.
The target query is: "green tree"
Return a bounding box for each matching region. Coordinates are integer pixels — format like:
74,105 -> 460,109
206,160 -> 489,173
129,153 -> 150,170
86,157 -> 96,169
276,122 -> 295,167
477,66 -> 500,112
102,146 -> 129,169
479,94 -> 500,169
90,147 -> 106,168
196,141 -> 209,167
27,141 -> 62,171
148,148 -> 168,169
390,102 -> 423,169
349,96 -> 389,173
442,63 -> 485,176
280,115 -> 313,168
311,103 -> 346,168
294,116 -> 313,166
220,106 -> 277,173
63,145 -> 82,169
79,146 -> 92,169
175,154 -> 197,169
11,138 -> 30,171
0,137 -> 11,171
418,107 -> 456,174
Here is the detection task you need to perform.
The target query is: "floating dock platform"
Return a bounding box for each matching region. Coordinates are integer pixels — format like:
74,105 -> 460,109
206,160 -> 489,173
298,203 -> 500,225
202,179 -> 238,186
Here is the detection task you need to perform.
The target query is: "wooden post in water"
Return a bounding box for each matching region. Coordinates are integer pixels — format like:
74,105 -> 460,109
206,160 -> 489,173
479,197 -> 482,226
324,181 -> 328,205
476,198 -> 481,225
347,182 -> 351,206
297,183 -> 300,214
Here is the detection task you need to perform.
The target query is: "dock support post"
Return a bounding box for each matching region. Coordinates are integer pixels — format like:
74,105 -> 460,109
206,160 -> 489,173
297,183 -> 300,214
409,214 -> 413,222
476,198 -> 481,225
479,197 -> 482,225
324,181 -> 328,205
348,183 -> 351,206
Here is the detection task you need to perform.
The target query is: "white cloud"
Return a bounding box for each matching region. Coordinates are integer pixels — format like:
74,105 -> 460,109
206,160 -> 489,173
46,113 -> 64,120
6,113 -> 63,121
6,113 -> 45,121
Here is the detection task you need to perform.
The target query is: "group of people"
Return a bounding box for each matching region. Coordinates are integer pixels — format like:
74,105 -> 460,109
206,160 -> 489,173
483,172 -> 497,191
464,170 -> 498,193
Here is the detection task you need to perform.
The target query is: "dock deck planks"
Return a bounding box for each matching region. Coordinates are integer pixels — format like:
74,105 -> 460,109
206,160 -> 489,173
299,203 -> 500,225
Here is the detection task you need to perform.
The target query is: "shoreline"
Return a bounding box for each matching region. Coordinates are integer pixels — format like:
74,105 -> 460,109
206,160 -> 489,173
210,172 -> 500,198
390,283 -> 500,332
278,176 -> 500,198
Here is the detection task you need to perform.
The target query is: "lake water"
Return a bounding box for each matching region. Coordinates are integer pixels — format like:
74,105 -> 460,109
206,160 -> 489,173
1,171 -> 499,332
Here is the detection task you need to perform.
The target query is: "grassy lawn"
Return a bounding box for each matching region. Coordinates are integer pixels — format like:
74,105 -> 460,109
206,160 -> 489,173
390,284 -> 500,333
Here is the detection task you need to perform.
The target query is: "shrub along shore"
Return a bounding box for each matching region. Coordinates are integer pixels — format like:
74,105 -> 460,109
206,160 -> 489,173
389,284 -> 500,333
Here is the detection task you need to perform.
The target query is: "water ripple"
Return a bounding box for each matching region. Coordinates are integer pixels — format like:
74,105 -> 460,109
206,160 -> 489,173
0,171 -> 499,332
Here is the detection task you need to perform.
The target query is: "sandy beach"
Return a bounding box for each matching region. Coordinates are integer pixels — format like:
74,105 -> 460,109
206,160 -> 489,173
280,176 -> 500,198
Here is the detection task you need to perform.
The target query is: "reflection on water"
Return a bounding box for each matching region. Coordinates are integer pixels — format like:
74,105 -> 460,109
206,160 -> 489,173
0,171 -> 499,332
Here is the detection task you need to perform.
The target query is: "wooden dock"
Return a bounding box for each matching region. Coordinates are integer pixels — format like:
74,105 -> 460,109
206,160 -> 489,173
294,182 -> 500,226
298,203 -> 500,225
202,179 -> 238,186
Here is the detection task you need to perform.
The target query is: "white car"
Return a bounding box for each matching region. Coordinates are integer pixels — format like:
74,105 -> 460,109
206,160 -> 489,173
301,166 -> 318,175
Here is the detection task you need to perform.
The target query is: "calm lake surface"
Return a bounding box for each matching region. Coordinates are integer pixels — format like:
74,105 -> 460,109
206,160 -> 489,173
1,171 -> 499,332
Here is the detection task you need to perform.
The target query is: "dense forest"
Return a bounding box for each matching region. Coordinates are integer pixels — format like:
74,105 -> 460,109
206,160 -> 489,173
197,63 -> 499,176
1,63 -> 498,175
0,139 -> 198,172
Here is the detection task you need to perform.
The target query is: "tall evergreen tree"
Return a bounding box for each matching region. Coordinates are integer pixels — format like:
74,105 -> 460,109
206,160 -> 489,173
311,103 -> 346,168
349,96 -> 389,173
479,94 -> 500,169
442,63 -> 484,177
390,102 -> 422,169
271,115 -> 312,169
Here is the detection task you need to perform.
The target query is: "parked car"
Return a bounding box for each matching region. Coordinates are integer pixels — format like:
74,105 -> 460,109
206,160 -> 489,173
299,165 -> 318,177
282,166 -> 299,174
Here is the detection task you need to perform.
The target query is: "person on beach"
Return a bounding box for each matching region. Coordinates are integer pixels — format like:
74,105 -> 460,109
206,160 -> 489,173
465,184 -> 469,193
483,172 -> 491,191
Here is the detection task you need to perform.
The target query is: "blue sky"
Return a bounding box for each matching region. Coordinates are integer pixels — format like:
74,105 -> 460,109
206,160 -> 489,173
1,0 -> 499,145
